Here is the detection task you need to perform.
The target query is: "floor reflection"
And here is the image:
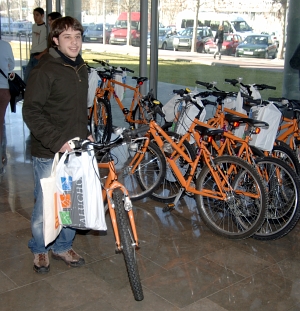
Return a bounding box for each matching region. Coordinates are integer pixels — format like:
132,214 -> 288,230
1,104 -> 300,310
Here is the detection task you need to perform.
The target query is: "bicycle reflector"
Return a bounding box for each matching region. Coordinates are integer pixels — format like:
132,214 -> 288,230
102,77 -> 107,82
138,81 -> 143,86
233,121 -> 240,128
254,127 -> 261,134
207,136 -> 213,143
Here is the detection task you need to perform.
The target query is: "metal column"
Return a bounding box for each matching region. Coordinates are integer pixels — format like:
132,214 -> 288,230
283,0 -> 300,99
149,0 -> 159,98
139,0 -> 148,95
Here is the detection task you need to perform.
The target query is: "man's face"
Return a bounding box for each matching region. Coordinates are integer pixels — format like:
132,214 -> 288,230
33,11 -> 44,24
53,28 -> 82,61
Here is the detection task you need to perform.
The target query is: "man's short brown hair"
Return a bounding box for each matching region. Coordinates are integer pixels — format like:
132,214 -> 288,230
51,16 -> 83,46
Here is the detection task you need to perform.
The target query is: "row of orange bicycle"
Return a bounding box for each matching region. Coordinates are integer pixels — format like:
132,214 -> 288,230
82,59 -> 300,300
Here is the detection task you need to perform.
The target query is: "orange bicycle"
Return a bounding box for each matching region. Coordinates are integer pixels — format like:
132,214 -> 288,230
88,59 -> 165,143
124,98 -> 268,239
161,90 -> 300,241
71,130 -> 147,301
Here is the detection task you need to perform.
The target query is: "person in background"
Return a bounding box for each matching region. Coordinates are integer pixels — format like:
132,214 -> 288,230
47,12 -> 62,49
213,25 -> 224,60
23,16 -> 92,273
24,7 -> 47,83
0,39 -> 15,175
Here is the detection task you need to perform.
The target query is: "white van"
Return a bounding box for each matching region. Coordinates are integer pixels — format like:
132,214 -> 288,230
175,11 -> 253,39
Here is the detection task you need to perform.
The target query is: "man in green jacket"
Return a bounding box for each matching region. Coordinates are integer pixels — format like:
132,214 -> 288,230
23,16 -> 92,273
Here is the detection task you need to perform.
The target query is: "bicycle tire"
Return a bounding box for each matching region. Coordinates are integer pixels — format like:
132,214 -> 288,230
272,141 -> 300,174
132,102 -> 166,130
99,141 -> 166,201
113,189 -> 144,301
150,132 -> 197,203
253,157 -> 300,240
195,155 -> 267,239
90,98 -> 112,143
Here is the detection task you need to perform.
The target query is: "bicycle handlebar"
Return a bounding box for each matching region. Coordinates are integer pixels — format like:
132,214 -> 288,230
195,80 -> 215,89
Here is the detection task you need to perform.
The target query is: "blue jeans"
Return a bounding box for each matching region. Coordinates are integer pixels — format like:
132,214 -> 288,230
24,55 -> 39,83
28,156 -> 76,254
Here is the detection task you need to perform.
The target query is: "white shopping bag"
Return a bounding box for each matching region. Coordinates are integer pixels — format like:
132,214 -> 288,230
41,153 -> 63,246
249,103 -> 281,151
114,67 -> 125,101
87,68 -> 99,108
55,149 -> 107,231
229,92 -> 248,138
162,94 -> 181,122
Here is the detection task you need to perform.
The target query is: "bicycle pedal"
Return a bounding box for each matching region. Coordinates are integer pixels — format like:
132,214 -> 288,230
163,203 -> 175,213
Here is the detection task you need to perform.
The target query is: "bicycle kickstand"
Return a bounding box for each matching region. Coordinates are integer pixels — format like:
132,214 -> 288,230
162,188 -> 185,213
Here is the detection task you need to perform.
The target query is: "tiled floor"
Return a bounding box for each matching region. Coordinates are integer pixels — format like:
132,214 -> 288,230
1,104 -> 300,311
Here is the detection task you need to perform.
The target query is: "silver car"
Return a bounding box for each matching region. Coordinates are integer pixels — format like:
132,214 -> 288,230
147,28 -> 176,50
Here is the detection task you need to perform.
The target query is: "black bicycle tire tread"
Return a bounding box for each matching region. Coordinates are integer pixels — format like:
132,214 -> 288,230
272,143 -> 300,175
90,98 -> 112,143
113,189 -> 144,301
253,157 -> 300,241
195,155 -> 267,239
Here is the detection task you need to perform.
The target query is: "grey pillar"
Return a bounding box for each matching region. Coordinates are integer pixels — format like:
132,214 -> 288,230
56,0 -> 61,13
46,0 -> 52,31
149,0 -> 159,98
283,0 -> 300,99
139,0 -> 148,95
65,0 -> 81,23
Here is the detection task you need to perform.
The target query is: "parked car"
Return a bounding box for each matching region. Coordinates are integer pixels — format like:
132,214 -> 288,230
261,31 -> 281,47
235,34 -> 277,59
172,27 -> 213,53
205,33 -> 243,55
11,21 -> 32,37
147,28 -> 176,50
82,23 -> 95,32
83,23 -> 112,43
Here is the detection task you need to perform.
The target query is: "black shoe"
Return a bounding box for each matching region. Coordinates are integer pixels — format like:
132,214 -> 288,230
33,253 -> 50,273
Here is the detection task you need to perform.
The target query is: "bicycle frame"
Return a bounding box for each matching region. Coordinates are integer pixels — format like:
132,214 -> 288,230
98,160 -> 139,250
143,119 -> 260,201
276,116 -> 300,149
95,77 -> 147,126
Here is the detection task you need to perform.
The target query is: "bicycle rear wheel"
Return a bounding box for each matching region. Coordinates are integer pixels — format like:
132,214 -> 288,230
195,156 -> 267,239
99,141 -> 166,200
272,141 -> 300,174
90,98 -> 112,143
253,157 -> 300,240
112,189 -> 144,301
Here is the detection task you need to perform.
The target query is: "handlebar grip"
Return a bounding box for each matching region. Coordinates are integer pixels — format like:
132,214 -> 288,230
268,97 -> 284,102
254,84 -> 276,90
195,81 -> 213,89
128,125 -> 150,136
173,89 -> 185,96
224,78 -> 239,86
120,67 -> 134,73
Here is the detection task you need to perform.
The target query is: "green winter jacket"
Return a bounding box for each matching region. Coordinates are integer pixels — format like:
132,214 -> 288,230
23,48 -> 89,158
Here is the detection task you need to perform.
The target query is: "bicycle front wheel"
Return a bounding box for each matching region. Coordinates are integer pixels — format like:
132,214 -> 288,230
132,102 -> 166,129
100,141 -> 166,200
90,98 -> 112,143
253,157 -> 300,240
195,156 -> 267,239
113,189 -> 144,301
150,132 -> 197,203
